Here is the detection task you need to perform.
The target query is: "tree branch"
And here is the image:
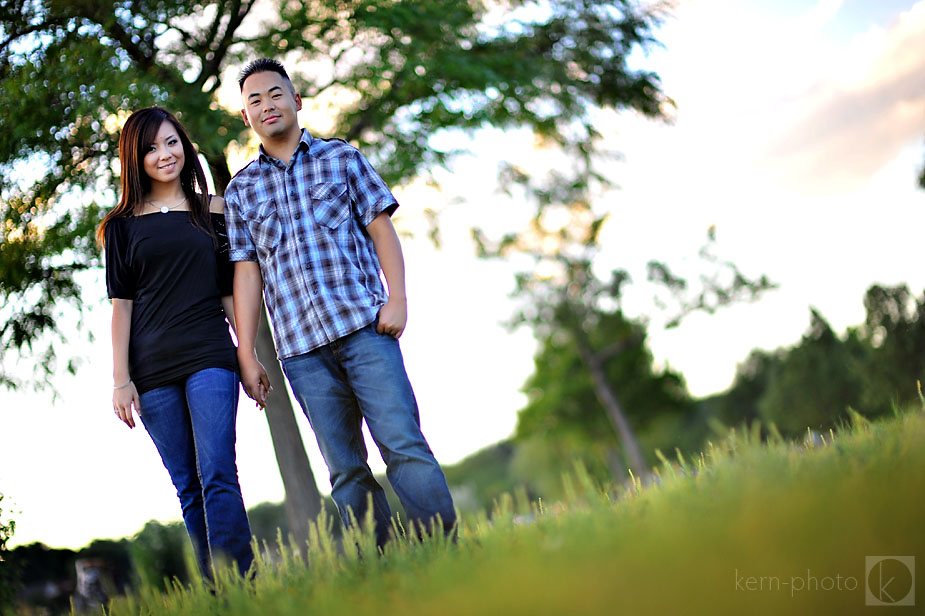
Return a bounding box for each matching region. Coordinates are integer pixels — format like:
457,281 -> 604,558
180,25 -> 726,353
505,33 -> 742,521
200,0 -> 255,86
344,110 -> 374,143
574,328 -> 649,474
100,18 -> 154,69
202,0 -> 228,52
171,23 -> 203,55
343,70 -> 407,142
595,333 -> 644,364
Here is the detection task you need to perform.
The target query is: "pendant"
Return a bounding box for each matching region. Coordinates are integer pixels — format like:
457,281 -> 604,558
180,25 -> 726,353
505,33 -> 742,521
160,206 -> 169,213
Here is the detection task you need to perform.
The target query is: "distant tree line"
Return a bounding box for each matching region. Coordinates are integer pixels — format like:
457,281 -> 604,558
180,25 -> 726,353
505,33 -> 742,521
500,283 -> 925,497
4,537 -> 132,614
706,284 -> 925,435
6,493 -> 352,613
0,494 -> 16,612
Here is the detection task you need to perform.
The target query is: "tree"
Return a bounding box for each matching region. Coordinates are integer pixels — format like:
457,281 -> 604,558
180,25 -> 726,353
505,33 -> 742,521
6,542 -> 78,613
2,0 -> 674,541
130,520 -> 189,590
704,285 -> 925,438
919,149 -> 925,189
478,199 -> 773,477
517,306 -> 690,478
756,309 -> 865,435
1,0 -> 325,548
857,284 -> 925,415
477,198 -> 655,475
0,494 -> 17,612
701,347 -> 783,428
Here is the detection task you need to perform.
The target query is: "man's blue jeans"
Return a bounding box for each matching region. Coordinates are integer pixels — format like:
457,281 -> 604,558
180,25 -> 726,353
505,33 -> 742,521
281,323 -> 456,547
138,368 -> 253,578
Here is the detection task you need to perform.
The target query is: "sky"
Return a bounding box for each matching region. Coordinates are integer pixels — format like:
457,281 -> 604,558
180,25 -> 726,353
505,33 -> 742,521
2,0 -> 925,549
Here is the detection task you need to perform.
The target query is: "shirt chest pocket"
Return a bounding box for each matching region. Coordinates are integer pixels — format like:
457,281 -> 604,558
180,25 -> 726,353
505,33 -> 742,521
309,182 -> 350,230
241,199 -> 281,252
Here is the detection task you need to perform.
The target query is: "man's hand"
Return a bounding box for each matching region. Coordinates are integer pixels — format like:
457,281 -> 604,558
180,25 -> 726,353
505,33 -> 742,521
239,352 -> 271,408
376,296 -> 407,338
366,213 -> 408,339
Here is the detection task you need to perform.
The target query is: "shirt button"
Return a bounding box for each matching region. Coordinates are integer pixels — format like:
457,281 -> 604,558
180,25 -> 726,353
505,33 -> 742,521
294,212 -> 301,220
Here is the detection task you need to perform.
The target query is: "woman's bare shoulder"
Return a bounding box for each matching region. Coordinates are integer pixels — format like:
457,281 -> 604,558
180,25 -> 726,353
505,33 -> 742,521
209,194 -> 226,214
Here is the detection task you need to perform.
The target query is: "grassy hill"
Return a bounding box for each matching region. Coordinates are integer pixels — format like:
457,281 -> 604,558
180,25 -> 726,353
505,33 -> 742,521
106,407 -> 925,615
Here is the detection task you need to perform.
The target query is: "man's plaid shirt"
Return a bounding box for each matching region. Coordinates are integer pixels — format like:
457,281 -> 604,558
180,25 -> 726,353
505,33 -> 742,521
224,129 -> 398,359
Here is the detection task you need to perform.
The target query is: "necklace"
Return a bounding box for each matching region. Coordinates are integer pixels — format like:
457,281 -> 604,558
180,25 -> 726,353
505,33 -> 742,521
146,195 -> 187,214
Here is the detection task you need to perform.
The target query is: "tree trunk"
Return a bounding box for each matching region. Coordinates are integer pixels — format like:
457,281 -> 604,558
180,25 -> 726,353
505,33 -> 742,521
577,341 -> 649,477
210,156 -> 323,550
205,154 -> 233,196
253,299 -> 324,553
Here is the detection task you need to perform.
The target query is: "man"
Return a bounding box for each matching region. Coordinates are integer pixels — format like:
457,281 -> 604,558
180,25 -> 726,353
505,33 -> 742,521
224,58 -> 456,547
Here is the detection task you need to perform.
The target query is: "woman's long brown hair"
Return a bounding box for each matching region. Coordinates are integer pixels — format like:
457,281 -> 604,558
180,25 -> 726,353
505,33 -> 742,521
96,106 -> 214,248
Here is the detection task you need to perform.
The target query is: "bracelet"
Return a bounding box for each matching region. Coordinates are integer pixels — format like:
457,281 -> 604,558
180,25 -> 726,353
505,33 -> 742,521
114,379 -> 132,390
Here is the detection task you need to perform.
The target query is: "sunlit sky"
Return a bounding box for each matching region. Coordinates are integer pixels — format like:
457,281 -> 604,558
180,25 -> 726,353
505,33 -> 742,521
3,0 -> 924,549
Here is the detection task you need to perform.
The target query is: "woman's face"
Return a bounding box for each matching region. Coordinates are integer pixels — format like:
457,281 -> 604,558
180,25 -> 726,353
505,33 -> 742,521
142,120 -> 185,186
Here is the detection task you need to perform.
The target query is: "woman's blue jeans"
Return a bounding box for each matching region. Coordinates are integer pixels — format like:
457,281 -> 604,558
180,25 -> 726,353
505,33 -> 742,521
138,368 -> 253,578
281,323 -> 457,548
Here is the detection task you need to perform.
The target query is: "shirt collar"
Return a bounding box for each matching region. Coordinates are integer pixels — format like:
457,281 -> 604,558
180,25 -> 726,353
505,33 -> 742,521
257,129 -> 314,165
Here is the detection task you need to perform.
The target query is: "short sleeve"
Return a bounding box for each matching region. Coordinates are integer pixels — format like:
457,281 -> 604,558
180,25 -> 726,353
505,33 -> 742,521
105,218 -> 135,299
223,185 -> 258,262
211,213 -> 234,296
347,147 -> 399,227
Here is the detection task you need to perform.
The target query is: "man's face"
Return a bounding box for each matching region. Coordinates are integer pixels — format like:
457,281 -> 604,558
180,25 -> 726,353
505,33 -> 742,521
240,71 -> 302,141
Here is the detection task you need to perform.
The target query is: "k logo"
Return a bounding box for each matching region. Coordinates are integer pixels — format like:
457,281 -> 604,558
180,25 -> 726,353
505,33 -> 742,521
865,556 -> 915,606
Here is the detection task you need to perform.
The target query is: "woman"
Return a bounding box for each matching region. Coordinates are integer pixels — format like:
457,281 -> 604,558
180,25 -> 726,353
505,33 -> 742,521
97,106 -> 253,579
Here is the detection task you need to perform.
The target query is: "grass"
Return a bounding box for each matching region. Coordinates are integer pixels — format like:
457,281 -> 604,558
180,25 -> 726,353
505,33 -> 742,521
103,408 -> 925,615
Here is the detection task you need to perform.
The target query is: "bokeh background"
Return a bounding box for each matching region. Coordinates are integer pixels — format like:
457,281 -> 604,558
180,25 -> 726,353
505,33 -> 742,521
1,2 -> 923,600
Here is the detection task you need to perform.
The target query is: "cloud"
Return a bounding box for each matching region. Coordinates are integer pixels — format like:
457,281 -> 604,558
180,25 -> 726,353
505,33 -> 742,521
765,1 -> 925,191
798,0 -> 845,32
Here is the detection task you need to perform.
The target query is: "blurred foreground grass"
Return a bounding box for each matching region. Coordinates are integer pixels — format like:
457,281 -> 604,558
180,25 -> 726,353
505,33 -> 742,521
108,409 -> 924,615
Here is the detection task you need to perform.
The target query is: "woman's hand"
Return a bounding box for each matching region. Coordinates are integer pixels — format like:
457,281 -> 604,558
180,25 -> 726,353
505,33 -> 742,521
113,381 -> 141,429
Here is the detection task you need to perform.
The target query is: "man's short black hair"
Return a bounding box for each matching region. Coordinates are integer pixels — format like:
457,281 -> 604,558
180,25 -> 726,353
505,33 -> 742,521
238,58 -> 293,91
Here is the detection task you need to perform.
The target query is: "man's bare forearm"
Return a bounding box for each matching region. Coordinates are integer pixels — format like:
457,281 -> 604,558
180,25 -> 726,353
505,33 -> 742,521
366,211 -> 408,337
233,260 -> 264,357
366,211 -> 406,300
